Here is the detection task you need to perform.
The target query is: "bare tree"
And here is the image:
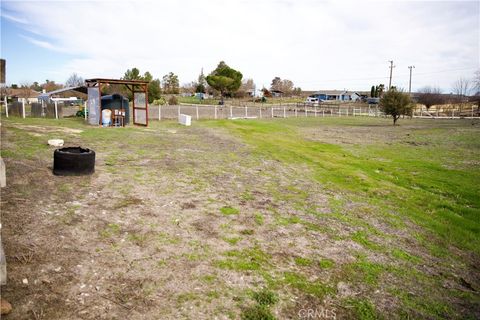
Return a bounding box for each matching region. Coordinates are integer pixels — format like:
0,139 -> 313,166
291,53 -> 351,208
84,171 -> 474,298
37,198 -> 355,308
474,69 -> 480,94
416,86 -> 444,110
452,77 -> 471,98
65,73 -> 84,87
19,82 -> 33,101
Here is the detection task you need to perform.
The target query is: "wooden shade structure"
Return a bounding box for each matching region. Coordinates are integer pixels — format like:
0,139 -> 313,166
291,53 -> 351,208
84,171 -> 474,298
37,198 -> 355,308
85,78 -> 149,126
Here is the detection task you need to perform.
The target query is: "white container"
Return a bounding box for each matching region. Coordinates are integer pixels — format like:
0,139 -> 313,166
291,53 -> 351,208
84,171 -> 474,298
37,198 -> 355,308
178,114 -> 191,126
102,109 -> 112,126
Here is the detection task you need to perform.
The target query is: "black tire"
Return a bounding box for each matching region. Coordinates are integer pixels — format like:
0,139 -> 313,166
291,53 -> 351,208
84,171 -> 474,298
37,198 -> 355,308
53,147 -> 95,176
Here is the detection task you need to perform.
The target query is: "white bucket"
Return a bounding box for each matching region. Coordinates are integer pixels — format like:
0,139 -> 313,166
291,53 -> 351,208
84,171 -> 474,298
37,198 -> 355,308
102,109 -> 112,126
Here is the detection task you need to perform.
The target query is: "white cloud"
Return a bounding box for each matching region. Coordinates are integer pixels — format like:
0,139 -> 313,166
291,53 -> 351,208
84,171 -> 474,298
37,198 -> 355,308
2,0 -> 479,91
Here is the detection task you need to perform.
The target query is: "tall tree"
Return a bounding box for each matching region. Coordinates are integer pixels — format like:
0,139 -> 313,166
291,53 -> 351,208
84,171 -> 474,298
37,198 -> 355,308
42,80 -> 62,92
270,77 -> 282,91
65,73 -> 84,87
196,68 -> 207,93
123,68 -> 142,80
370,86 -> 375,98
206,61 -> 243,98
380,88 -> 412,125
122,67 -> 160,103
162,72 -> 180,94
270,77 -> 295,95
30,82 -> 42,92
417,86 -> 444,110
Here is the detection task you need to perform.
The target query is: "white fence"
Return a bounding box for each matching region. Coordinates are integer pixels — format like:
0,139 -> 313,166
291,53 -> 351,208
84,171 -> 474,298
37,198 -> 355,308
148,103 -> 387,120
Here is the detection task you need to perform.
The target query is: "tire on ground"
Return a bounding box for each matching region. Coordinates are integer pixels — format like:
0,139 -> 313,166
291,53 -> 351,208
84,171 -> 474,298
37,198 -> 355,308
53,147 -> 95,176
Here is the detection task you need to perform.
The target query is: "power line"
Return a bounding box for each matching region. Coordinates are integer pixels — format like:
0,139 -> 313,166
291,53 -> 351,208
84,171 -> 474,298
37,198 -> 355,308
298,66 -> 477,85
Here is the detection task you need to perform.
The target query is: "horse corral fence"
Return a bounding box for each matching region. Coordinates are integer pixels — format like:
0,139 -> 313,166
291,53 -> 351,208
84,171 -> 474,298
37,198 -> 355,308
150,103 -> 480,120
1,100 -> 479,121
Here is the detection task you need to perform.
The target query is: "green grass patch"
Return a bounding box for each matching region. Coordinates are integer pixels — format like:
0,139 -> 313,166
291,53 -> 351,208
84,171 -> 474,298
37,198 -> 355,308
204,118 -> 480,256
318,258 -> 335,269
344,298 -> 378,320
252,289 -> 278,306
351,230 -> 384,251
241,304 -> 276,320
294,257 -> 313,267
254,213 -> 264,225
391,248 -> 422,264
220,206 -> 240,215
215,246 -> 270,271
282,272 -> 334,298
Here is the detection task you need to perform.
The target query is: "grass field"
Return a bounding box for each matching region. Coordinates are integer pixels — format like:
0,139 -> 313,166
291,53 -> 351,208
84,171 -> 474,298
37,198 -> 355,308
1,116 -> 479,319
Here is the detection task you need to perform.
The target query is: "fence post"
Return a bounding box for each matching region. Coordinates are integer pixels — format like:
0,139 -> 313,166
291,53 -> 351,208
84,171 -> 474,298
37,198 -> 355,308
472,106 -> 474,118
283,106 -> 286,118
322,109 -> 324,117
295,107 -> 297,117
259,107 -> 262,118
178,105 -> 180,116
314,106 -> 317,117
54,101 -> 58,120
196,105 -> 199,120
158,105 -> 161,121
84,101 -> 87,121
214,105 -> 217,119
5,97 -> 8,118
245,106 -> 248,118
271,107 -> 274,118
230,106 -> 233,118
22,98 -> 26,118
305,105 -> 307,117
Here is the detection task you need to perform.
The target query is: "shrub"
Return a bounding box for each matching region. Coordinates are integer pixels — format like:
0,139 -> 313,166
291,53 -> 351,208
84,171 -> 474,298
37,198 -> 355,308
168,96 -> 178,105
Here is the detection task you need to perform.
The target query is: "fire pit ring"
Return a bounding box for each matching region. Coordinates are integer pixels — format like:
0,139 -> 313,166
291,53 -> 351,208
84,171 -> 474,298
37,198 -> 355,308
53,147 -> 95,176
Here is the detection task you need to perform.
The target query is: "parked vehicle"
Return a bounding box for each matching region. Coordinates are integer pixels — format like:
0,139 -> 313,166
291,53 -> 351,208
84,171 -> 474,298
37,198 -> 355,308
305,96 -> 323,105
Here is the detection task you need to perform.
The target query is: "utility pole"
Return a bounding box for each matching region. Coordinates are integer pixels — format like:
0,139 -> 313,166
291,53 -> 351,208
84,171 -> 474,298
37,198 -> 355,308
408,65 -> 415,94
388,60 -> 395,90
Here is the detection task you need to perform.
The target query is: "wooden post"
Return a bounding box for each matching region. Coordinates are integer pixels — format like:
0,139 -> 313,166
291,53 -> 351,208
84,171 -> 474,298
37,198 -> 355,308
314,106 -> 317,117
54,101 -> 58,120
295,107 -> 297,117
84,101 -> 87,121
271,107 -> 273,118
196,105 -> 199,120
259,107 -> 262,118
305,106 -> 307,117
322,109 -> 325,117
158,105 -> 161,121
283,106 -> 286,118
4,96 -> 8,118
230,106 -> 233,118
99,84 -> 102,125
178,105 -> 180,116
245,106 -> 248,118
214,105 -> 217,119
22,98 -> 26,118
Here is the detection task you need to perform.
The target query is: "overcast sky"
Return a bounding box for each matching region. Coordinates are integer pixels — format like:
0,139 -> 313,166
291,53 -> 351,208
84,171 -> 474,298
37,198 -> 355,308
1,0 -> 479,92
